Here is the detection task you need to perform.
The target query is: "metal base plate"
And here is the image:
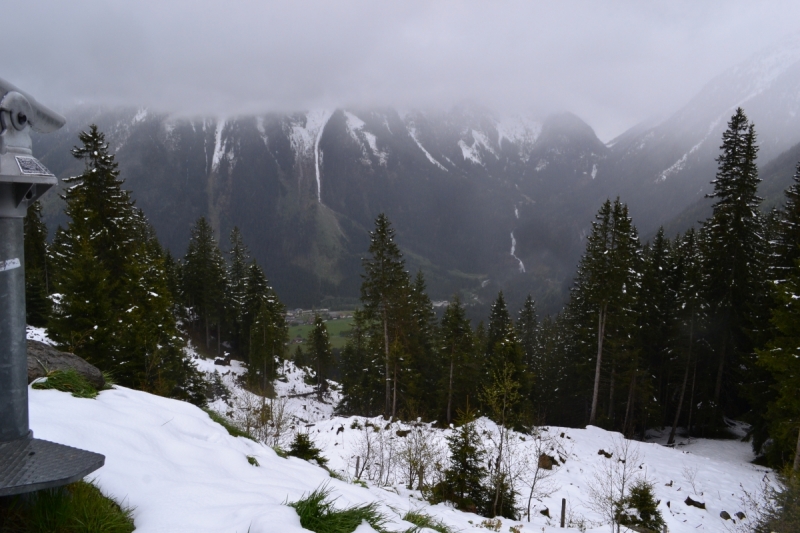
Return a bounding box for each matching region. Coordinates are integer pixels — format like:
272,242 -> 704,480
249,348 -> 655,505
0,438 -> 105,496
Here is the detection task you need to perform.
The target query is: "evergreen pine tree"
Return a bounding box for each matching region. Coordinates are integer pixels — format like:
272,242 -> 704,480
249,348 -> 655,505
440,295 -> 474,424
227,227 -> 250,352
667,228 -> 708,444
485,292 -> 524,385
439,412 -> 488,514
360,213 -> 410,418
636,228 -> 678,430
774,163 -> 800,278
183,217 -> 227,352
308,313 -> 332,394
23,201 -> 51,327
402,270 -> 440,418
337,309 -> 383,416
568,199 -> 641,427
703,108 -> 767,416
49,126 -> 194,396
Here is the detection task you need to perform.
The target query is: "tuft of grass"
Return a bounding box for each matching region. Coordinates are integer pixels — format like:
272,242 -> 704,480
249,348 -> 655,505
402,510 -> 455,533
0,480 -> 134,533
272,446 -> 289,458
328,470 -> 345,481
101,371 -> 116,390
247,455 -> 259,467
32,369 -> 98,399
288,485 -> 389,533
202,408 -> 255,441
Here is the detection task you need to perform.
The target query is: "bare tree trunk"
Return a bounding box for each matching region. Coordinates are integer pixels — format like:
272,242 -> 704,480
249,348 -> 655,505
623,373 -> 636,436
590,303 -> 607,424
714,334 -> 726,406
668,315 -> 694,445
447,358 -> 454,425
794,427 -> 800,472
205,315 -> 210,349
608,363 -> 615,422
383,306 -> 390,418
687,361 -> 697,437
392,364 -> 398,418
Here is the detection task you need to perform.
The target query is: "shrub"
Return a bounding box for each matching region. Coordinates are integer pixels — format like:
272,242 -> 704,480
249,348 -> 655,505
288,485 -> 388,533
615,479 -> 665,533
32,369 -> 98,399
289,433 -> 328,467
755,472 -> 800,533
0,480 -> 134,532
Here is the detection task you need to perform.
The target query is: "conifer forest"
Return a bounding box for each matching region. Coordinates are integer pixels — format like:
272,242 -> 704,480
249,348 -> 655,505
26,106 -> 800,480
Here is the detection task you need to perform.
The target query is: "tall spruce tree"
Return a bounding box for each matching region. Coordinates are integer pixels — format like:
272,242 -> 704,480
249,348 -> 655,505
485,292 -> 523,382
49,126 -> 192,394
24,201 -> 51,327
568,199 -> 641,426
703,108 -> 767,416
226,227 -> 250,352
308,313 -> 332,392
636,228 -> 678,429
183,217 -> 227,352
441,295 -> 474,424
757,259 -> 800,468
360,213 -> 409,418
667,228 -> 708,444
337,309 -> 383,416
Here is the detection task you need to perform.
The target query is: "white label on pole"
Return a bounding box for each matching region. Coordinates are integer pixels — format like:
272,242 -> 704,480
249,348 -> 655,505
0,258 -> 21,272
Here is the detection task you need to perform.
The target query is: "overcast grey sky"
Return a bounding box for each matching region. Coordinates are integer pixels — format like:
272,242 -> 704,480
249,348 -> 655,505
4,1 -> 799,141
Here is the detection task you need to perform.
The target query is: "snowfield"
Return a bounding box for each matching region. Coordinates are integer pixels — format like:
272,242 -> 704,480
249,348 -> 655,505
26,331 -> 778,532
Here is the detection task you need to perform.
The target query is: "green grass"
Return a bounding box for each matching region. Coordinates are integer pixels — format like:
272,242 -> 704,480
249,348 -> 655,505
402,510 -> 455,533
288,317 -> 354,350
32,369 -> 98,399
0,480 -> 134,533
202,408 -> 255,441
288,485 -> 389,533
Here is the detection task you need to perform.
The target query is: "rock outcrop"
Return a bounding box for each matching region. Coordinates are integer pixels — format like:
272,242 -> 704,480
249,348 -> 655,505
27,340 -> 105,389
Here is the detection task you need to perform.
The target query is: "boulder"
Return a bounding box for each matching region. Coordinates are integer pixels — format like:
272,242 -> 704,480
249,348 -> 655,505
684,496 -> 706,509
27,340 -> 105,389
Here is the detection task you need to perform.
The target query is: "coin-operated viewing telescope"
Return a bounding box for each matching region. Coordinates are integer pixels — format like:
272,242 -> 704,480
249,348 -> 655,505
0,78 -> 104,496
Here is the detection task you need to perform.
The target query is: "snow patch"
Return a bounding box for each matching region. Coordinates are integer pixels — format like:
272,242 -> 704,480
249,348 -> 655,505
132,108 -> 148,124
510,232 -> 526,273
658,116 -> 722,182
458,139 -> 482,165
496,117 -> 541,162
289,111 -> 333,203
344,111 -> 388,167
591,163 -> 598,179
210,119 -> 228,173
26,325 -> 54,345
406,123 -> 447,171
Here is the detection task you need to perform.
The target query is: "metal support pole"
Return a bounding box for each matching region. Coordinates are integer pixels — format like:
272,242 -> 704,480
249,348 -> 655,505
0,216 -> 27,442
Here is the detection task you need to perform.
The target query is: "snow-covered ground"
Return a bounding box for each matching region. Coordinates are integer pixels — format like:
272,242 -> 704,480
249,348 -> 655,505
26,329 -> 779,532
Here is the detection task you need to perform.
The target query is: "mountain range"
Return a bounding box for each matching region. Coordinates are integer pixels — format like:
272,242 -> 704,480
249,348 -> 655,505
31,34 -> 800,315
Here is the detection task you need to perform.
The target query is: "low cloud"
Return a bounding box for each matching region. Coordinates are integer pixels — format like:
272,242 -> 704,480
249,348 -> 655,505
3,0 -> 799,140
